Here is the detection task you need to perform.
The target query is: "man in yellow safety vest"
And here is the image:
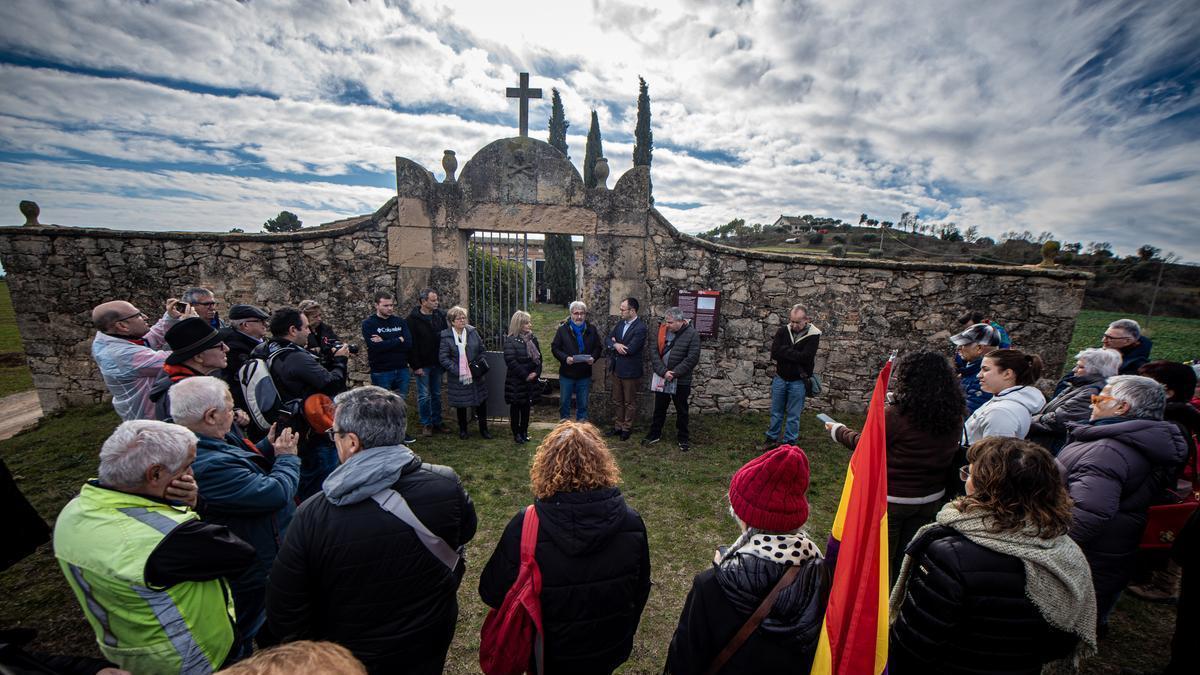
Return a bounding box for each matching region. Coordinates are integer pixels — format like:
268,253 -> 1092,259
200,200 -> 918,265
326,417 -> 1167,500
54,419 -> 255,674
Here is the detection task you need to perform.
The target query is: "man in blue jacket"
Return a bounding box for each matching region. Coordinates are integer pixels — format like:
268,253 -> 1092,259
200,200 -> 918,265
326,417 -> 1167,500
363,290 -> 416,444
606,297 -> 647,441
951,323 -> 1004,414
170,376 -> 300,655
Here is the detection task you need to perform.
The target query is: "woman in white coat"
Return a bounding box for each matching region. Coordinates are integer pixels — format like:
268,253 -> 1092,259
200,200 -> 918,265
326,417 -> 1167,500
963,348 -> 1047,444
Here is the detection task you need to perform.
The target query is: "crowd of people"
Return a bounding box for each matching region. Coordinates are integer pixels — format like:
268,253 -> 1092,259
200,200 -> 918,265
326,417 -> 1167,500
2,286 -> 1194,675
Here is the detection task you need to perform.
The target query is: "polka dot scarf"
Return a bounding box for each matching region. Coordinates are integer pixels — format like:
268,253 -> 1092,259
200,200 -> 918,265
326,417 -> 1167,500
721,529 -> 821,566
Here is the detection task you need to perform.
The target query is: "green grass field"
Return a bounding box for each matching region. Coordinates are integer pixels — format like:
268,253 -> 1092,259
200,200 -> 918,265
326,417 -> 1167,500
0,299 -> 1189,673
0,280 -> 34,397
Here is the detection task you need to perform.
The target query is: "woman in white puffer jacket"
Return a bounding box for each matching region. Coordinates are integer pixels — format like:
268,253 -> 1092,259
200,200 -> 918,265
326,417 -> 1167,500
963,348 -> 1047,443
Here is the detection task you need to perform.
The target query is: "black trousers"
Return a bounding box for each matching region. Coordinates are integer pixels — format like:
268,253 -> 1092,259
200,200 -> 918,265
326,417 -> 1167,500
647,385 -> 691,443
509,404 -> 530,437
456,403 -> 488,432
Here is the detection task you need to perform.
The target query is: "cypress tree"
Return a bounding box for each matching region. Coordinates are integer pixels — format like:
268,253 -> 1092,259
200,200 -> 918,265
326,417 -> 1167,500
544,234 -> 577,305
583,110 -> 604,189
547,88 -> 569,159
633,76 -> 653,167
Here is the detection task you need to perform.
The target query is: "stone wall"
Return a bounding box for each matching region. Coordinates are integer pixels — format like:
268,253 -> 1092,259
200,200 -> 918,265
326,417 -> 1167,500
642,211 -> 1091,413
0,134 -> 1092,417
0,203 -> 397,414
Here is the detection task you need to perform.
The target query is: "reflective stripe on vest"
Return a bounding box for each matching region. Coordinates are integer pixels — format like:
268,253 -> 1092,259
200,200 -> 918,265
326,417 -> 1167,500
133,584 -> 215,674
68,563 -> 118,647
118,506 -> 182,535
114,505 -> 218,673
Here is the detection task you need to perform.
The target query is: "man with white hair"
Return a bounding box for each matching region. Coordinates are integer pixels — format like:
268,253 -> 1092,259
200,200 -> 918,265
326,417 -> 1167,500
550,300 -> 603,421
54,420 -> 255,674
1057,374 -> 1188,630
90,298 -> 193,420
1101,318 -> 1154,375
171,376 -> 300,656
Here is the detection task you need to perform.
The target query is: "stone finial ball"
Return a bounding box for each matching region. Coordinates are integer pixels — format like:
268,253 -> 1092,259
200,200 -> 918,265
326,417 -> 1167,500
19,200 -> 40,226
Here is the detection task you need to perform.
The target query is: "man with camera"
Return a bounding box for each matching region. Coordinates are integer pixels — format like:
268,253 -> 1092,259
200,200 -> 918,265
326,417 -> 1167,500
251,307 -> 349,499
362,290 -> 417,444
91,297 -> 194,421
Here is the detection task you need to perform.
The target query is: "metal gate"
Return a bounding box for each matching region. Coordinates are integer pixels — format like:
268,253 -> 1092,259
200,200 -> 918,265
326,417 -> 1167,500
467,231 -> 533,418
467,230 -> 532,349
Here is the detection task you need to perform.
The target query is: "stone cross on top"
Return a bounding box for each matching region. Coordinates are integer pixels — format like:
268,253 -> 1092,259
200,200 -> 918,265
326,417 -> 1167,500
506,72 -> 542,137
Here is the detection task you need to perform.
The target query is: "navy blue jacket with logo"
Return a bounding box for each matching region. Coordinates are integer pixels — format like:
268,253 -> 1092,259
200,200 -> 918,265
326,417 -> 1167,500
362,314 -> 413,373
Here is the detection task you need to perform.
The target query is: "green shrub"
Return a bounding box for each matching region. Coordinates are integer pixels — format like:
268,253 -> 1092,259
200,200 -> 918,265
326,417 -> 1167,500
862,233 -> 878,243
807,233 -> 824,245
828,244 -> 846,258
868,248 -> 883,259
832,234 -> 847,244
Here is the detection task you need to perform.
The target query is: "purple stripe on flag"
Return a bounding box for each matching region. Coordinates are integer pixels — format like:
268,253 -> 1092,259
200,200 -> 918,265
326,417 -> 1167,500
825,535 -> 841,572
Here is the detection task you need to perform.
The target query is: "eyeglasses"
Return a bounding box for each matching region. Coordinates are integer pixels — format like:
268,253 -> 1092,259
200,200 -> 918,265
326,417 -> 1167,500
192,301 -> 218,307
1101,333 -> 1133,342
326,428 -> 343,443
959,465 -> 971,482
1090,394 -> 1118,405
115,310 -> 147,322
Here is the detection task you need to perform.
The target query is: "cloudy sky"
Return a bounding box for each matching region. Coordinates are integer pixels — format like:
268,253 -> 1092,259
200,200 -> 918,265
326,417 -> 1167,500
1,0 -> 1197,260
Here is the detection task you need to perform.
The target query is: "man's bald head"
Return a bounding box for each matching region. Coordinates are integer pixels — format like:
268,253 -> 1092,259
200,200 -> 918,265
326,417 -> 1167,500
92,301 -> 148,336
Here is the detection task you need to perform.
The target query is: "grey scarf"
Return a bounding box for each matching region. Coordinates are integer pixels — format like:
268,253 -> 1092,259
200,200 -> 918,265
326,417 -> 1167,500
322,443 -> 415,506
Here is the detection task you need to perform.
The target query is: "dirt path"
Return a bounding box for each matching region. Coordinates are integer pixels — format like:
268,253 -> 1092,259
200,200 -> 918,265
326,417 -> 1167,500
0,390 -> 43,441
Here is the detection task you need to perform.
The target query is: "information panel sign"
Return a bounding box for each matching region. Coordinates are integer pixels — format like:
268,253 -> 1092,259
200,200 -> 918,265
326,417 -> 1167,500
674,289 -> 721,339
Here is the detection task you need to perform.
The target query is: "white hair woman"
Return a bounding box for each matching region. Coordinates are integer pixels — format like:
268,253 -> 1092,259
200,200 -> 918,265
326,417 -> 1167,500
437,306 -> 490,439
1056,375 -> 1189,630
1028,347 -> 1121,454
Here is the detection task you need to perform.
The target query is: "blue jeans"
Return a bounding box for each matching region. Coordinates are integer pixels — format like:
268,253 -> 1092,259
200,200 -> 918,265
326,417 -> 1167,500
414,365 -> 444,426
766,376 -> 806,443
370,368 -> 412,397
559,375 -> 592,421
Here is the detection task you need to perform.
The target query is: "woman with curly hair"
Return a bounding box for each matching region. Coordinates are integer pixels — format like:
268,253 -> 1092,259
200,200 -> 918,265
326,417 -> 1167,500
889,437 -> 1097,674
479,421 -> 651,674
827,350 -> 965,579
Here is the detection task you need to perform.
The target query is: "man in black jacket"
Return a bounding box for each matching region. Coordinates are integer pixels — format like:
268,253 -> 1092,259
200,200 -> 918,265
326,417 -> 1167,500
218,304 -> 270,438
267,386 -> 477,675
550,301 -> 603,422
763,304 -> 821,450
407,288 -> 451,437
251,307 -> 348,500
643,307 -> 702,451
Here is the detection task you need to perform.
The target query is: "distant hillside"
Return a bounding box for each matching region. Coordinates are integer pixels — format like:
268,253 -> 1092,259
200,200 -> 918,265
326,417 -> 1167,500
702,223 -> 1199,319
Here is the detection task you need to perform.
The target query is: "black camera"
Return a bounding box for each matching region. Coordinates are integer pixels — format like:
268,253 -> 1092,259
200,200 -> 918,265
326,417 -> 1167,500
331,340 -> 360,356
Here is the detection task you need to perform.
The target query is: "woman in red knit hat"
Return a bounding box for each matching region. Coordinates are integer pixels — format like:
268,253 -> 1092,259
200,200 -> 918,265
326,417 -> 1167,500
665,444 -> 830,674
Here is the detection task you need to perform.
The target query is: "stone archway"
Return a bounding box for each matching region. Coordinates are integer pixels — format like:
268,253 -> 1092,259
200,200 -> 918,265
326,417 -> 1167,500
388,137 -> 653,322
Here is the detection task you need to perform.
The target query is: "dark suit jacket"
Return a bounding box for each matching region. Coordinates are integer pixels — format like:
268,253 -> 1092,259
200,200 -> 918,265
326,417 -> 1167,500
607,317 -> 647,379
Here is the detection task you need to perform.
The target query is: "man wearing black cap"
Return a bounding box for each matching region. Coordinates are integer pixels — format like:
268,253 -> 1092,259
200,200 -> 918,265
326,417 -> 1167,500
950,322 -> 1004,414
220,304 -> 271,434
149,317 -> 230,421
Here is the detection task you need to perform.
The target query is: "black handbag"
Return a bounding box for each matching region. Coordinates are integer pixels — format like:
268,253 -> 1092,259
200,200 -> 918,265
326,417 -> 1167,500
469,356 -> 490,379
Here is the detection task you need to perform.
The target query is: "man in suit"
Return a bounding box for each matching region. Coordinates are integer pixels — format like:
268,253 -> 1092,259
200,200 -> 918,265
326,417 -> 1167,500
606,297 -> 647,441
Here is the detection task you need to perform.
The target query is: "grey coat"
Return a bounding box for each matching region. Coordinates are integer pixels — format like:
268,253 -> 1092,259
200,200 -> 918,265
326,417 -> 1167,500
1028,373 -> 1106,453
438,326 -> 489,408
650,322 -> 702,387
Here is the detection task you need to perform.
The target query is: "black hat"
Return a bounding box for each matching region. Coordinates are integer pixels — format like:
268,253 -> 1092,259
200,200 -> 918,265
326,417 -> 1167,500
228,304 -> 270,321
165,318 -> 224,365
